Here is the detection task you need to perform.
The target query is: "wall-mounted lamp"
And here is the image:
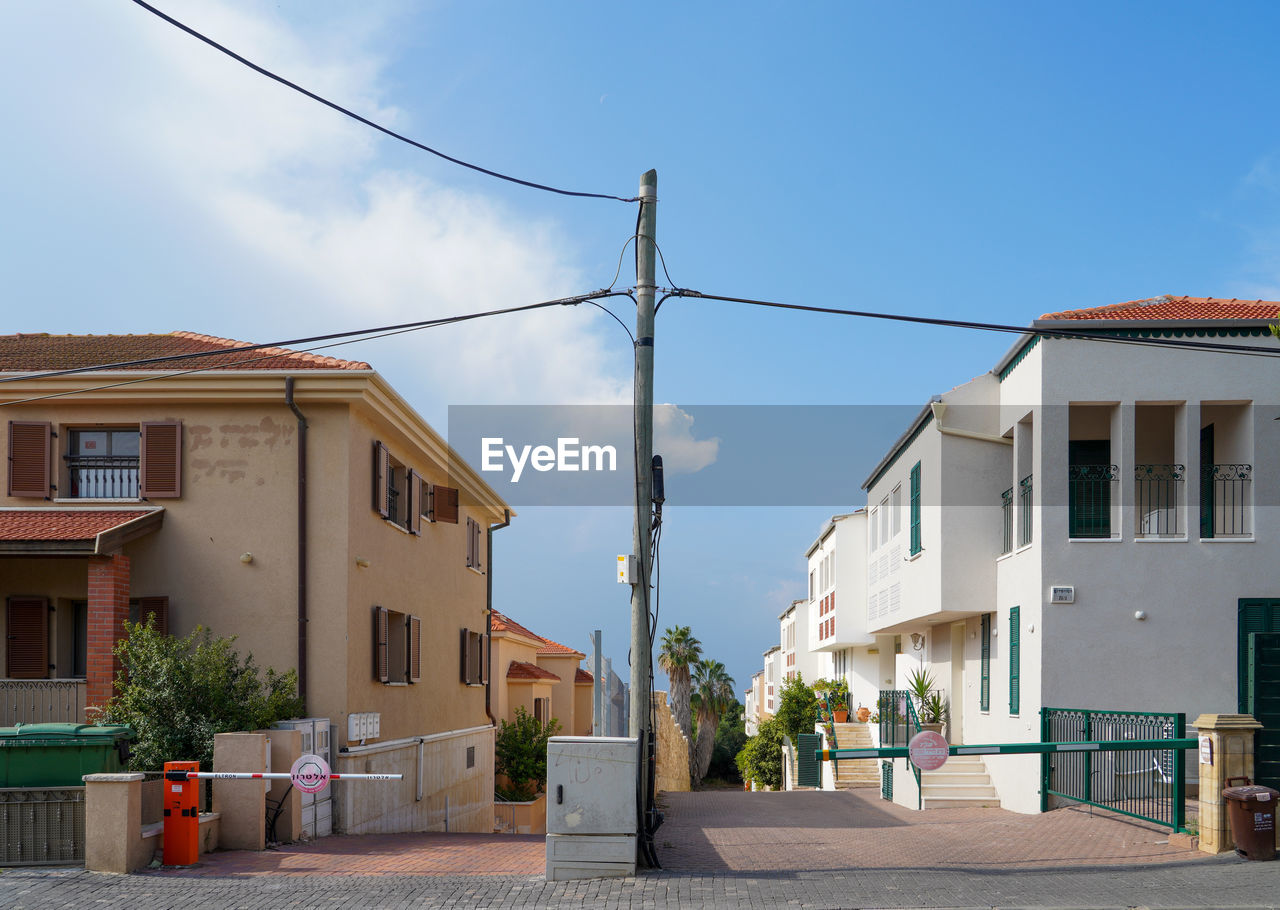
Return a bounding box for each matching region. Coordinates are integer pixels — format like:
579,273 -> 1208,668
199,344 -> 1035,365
239,553 -> 254,565
355,557 -> 371,569
1134,610 -> 1147,621
910,632 -> 925,651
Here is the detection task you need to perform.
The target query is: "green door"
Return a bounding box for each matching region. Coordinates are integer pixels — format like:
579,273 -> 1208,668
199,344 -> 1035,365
797,733 -> 822,788
1248,633 -> 1280,789
1239,600 -> 1280,789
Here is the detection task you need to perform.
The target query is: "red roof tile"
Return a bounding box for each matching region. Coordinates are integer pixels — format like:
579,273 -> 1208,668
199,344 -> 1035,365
0,332 -> 371,373
0,508 -> 160,541
1040,296 -> 1280,322
506,660 -> 560,682
537,637 -> 585,658
492,610 -> 585,658
575,668 -> 594,685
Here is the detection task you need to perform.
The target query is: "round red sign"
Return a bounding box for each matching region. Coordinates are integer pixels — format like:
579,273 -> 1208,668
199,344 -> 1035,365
290,753 -> 331,794
908,730 -> 949,771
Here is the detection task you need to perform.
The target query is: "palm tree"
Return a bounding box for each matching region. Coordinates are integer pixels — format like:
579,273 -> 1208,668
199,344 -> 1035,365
658,626 -> 701,748
691,659 -> 735,785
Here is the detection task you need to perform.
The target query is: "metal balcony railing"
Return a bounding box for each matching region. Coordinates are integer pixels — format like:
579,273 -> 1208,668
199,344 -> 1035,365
64,455 -> 138,499
1000,487 -> 1013,555
1135,464 -> 1183,536
1201,464 -> 1251,538
1018,474 -> 1033,547
0,679 -> 86,725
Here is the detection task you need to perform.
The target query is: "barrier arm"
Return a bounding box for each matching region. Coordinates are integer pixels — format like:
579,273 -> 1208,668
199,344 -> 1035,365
816,738 -> 1199,763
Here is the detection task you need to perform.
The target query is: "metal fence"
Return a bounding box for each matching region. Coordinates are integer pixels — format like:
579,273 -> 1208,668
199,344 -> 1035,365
1040,707 -> 1186,831
1135,464 -> 1183,536
877,690 -> 922,807
0,680 -> 86,726
1201,464 -> 1251,538
0,787 -> 85,865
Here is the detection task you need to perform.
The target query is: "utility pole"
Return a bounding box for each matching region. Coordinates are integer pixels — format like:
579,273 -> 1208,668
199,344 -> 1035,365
630,169 -> 657,859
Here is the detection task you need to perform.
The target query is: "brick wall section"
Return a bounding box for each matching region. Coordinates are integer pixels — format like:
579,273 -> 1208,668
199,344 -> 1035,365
654,691 -> 691,793
86,553 -> 131,708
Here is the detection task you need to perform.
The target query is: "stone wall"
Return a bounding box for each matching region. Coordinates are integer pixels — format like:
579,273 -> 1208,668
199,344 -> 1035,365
654,691 -> 691,793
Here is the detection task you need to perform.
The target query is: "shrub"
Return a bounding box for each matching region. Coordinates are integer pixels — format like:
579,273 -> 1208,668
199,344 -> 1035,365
495,707 -> 561,801
774,673 -> 821,741
706,701 -> 747,783
101,618 -> 305,772
735,717 -> 784,790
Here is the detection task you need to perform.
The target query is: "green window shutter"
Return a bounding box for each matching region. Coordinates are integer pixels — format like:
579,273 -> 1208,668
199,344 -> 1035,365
1238,599 -> 1280,712
1009,606 -> 1021,715
909,461 -> 922,556
980,614 -> 990,712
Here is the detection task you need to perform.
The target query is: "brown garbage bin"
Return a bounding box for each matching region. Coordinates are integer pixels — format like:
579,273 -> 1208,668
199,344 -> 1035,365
1221,777 -> 1277,861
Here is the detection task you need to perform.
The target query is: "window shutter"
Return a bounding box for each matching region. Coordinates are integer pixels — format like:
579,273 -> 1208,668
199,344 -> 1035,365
460,628 -> 472,684
5,596 -> 49,679
8,421 -> 52,498
408,615 -> 422,682
436,486 -> 459,523
481,631 -> 490,684
372,442 -> 389,518
909,461 -> 922,556
407,470 -> 421,534
979,613 -> 991,712
1008,606 -> 1020,715
140,421 -> 182,498
373,606 -> 389,682
137,596 -> 169,636
465,518 -> 476,567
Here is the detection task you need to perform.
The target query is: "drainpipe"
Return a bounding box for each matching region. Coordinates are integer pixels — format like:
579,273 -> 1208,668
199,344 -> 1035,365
930,401 -> 1013,446
485,509 -> 511,727
284,377 -> 309,713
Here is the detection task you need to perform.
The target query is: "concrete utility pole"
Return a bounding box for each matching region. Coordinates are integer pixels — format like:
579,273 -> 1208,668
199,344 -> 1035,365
629,169 -> 657,850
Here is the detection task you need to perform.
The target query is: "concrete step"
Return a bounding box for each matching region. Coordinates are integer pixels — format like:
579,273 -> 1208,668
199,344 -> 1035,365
921,795 -> 1001,809
918,754 -> 999,809
920,772 -> 991,786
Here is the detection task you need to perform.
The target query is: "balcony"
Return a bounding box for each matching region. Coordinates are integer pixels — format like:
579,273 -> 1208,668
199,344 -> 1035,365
1068,464 -> 1117,538
1000,487 -> 1013,555
1135,464 -> 1184,537
1018,474 -> 1033,547
1201,464 -> 1251,538
64,455 -> 138,499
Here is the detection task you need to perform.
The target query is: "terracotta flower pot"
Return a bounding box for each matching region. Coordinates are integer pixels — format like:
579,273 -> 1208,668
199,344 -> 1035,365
833,710 -> 849,723
855,706 -> 871,723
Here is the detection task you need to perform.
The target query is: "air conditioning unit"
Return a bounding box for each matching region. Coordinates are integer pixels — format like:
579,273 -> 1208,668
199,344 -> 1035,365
1049,585 -> 1075,604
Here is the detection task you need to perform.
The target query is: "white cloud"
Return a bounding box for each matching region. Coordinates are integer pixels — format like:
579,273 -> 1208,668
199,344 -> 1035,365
653,404 -> 719,474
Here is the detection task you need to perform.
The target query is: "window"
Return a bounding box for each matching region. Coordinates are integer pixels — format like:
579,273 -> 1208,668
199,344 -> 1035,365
460,627 -> 486,685
980,614 -> 991,712
891,485 -> 902,535
533,697 -> 550,725
1008,606 -> 1020,715
373,606 -> 421,684
8,421 -> 182,500
466,517 -> 484,570
372,442 -> 425,532
880,496 -> 889,542
466,745 -> 476,769
909,462 -> 922,555
869,508 -> 878,550
809,570 -> 815,601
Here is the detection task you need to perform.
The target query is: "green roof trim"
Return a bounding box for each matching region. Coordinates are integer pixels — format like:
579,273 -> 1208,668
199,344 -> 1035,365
997,335 -> 1040,382
865,411 -> 933,491
1084,326 -> 1271,340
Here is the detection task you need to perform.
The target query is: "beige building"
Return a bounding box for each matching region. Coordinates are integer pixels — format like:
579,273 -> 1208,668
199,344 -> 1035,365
0,331 -> 512,834
490,610 -> 591,736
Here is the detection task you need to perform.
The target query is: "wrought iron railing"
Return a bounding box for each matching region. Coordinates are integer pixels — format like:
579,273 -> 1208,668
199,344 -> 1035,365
1018,474 -> 1033,547
877,689 -> 922,807
64,455 -> 138,499
1068,464 -> 1116,538
1041,707 -> 1185,831
1135,464 -> 1184,536
1000,487 -> 1013,555
0,680 -> 86,726
1201,464 -> 1251,538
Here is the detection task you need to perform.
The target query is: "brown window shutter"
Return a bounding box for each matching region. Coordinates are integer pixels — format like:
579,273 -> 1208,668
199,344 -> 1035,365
406,470 -> 421,534
436,486 -> 459,524
8,421 -> 52,498
460,628 -> 470,684
408,615 -> 422,683
372,442 -> 389,518
373,606 -> 389,682
140,421 -> 182,498
137,596 -> 169,636
481,631 -> 490,684
465,518 -> 475,567
6,596 -> 49,679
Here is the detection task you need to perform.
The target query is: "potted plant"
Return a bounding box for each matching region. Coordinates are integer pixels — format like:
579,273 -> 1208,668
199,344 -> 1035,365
829,692 -> 848,723
906,667 -> 945,734
921,691 -> 948,736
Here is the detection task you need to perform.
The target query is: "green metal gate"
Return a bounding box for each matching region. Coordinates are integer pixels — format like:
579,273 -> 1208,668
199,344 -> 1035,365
1248,632 -> 1280,789
1040,708 -> 1185,831
796,733 -> 822,788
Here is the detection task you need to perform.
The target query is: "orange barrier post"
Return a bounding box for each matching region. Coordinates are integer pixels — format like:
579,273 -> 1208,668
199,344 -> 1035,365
162,760 -> 200,866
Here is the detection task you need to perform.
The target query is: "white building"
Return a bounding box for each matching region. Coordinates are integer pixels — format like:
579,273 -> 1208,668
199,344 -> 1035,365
762,645 -> 781,715
862,296 -> 1280,810
779,599 -> 821,685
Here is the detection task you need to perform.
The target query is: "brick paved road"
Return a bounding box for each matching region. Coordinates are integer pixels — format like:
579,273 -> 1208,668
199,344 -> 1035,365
3,788 -> 1277,908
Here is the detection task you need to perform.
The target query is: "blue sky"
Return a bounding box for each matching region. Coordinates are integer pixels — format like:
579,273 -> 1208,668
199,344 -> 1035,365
3,1 -> 1280,696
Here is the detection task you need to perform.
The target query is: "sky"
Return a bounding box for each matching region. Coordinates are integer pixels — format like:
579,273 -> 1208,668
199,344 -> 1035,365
3,1 -> 1280,698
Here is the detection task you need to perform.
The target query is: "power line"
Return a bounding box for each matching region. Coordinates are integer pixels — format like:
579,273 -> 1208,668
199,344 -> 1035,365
127,0 -> 637,204
665,289 -> 1280,359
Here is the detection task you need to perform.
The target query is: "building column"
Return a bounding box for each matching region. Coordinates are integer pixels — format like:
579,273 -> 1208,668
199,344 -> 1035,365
86,552 -> 130,710
1192,712 -> 1263,855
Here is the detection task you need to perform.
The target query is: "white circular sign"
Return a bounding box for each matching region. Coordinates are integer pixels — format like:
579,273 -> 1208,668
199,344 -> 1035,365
908,730 -> 949,771
290,753 -> 331,793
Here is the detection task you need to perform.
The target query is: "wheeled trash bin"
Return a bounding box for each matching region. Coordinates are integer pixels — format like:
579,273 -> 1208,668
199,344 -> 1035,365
1222,777 -> 1277,861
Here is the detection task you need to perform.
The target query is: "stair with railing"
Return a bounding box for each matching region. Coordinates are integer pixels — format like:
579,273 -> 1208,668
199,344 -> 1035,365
919,753 -> 1000,808
830,722 -> 880,788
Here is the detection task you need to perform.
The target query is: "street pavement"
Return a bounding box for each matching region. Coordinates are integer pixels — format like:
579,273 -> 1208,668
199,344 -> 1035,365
2,787 -> 1276,908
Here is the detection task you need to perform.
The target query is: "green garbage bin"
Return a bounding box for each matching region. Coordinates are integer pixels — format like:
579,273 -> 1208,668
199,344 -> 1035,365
0,723 -> 135,787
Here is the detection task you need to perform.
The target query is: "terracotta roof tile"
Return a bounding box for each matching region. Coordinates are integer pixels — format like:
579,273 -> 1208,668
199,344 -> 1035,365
0,332 -> 371,373
1040,296 -> 1280,322
491,610 -> 584,657
506,660 -> 560,682
575,668 -> 594,685
0,508 -> 159,541
537,637 -> 585,658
